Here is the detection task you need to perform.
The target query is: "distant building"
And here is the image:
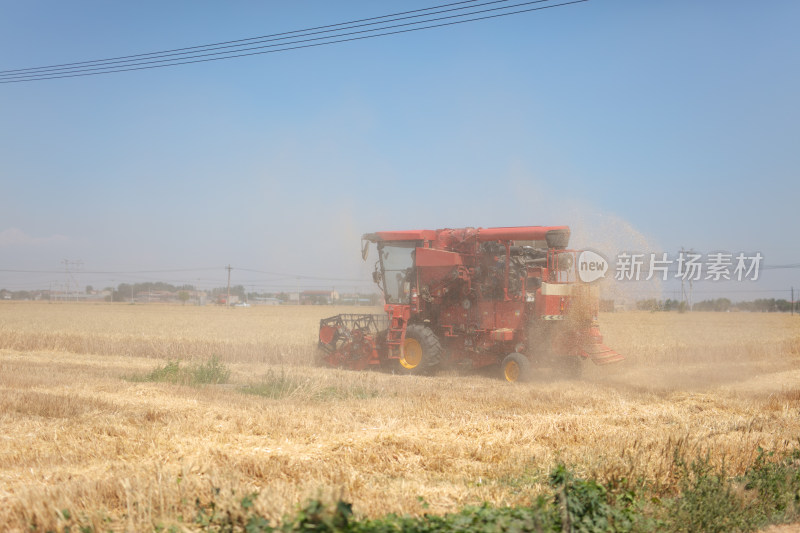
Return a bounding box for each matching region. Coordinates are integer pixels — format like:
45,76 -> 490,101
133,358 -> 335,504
252,297 -> 281,306
136,290 -> 176,303
338,292 -> 380,306
216,294 -> 240,306
300,290 -> 334,305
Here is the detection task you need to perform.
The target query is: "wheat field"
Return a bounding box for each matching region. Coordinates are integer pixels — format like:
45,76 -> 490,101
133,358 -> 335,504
1,301 -> 799,531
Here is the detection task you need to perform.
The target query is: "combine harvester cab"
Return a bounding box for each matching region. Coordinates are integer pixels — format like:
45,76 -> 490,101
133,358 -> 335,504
318,226 -> 623,381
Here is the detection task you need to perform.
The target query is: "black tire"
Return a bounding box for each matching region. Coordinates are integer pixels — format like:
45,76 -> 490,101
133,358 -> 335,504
501,353 -> 532,383
398,324 -> 442,375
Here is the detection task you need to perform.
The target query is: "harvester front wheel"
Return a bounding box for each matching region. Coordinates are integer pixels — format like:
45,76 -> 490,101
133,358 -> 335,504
398,325 -> 442,374
502,353 -> 531,383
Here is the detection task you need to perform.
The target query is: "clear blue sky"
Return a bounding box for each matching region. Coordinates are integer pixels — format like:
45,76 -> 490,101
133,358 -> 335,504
1,0 -> 798,299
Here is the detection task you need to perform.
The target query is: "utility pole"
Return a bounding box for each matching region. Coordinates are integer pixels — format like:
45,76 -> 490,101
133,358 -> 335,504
60,258 -> 83,302
62,259 -> 69,302
75,260 -> 83,302
792,286 -> 795,316
226,265 -> 232,307
679,249 -> 687,311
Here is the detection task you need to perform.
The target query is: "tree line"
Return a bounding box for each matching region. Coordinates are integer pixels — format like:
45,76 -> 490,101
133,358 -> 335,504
636,297 -> 796,312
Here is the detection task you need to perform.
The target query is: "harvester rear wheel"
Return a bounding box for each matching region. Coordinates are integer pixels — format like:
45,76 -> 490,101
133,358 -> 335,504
398,325 -> 442,375
502,353 -> 531,383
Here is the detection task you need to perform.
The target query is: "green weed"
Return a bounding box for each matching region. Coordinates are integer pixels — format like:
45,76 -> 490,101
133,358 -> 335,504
128,356 -> 230,386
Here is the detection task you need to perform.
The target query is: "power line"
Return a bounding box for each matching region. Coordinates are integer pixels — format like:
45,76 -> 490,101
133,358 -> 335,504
0,0 -> 505,77
617,287 -> 793,295
0,265 -> 372,283
0,267 -> 222,274
235,267 -> 367,282
763,263 -> 800,270
3,259 -> 800,281
0,0 -> 586,83
0,0 -> 566,81
4,262 -> 800,277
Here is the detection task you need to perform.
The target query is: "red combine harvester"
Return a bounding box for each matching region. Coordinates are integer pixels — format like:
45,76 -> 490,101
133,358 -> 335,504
318,226 -> 623,381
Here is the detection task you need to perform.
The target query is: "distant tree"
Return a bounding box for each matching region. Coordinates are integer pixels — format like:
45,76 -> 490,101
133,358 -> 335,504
231,285 -> 246,300
177,291 -> 190,305
742,298 -> 784,312
114,283 -> 132,302
636,298 -> 660,311
85,285 -> 94,294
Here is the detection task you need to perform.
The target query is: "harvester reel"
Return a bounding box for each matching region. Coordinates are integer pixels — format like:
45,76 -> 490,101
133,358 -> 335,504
317,314 -> 387,370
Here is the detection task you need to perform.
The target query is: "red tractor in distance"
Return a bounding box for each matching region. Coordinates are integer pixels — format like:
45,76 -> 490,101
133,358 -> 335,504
317,226 -> 623,381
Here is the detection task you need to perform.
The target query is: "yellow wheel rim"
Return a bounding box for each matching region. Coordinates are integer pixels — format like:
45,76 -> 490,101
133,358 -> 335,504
400,338 -> 423,369
504,360 -> 520,382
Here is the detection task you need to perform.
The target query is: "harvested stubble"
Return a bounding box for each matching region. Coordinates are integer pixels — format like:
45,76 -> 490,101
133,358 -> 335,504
0,302 -> 360,364
0,302 -> 799,531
